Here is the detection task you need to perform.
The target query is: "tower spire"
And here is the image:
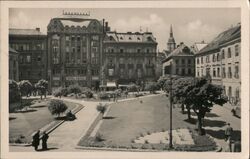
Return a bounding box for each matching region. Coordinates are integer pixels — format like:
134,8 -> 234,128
170,24 -> 173,37
167,24 -> 176,52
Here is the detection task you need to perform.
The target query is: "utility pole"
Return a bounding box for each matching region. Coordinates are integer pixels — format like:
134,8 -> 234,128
169,62 -> 173,149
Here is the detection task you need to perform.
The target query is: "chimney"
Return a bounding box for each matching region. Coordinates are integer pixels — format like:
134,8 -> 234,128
105,22 -> 110,32
36,28 -> 40,32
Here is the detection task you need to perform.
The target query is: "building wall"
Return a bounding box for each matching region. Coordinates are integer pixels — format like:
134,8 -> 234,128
103,42 -> 157,85
47,18 -> 104,91
162,56 -> 195,76
9,51 -> 19,81
9,36 -> 47,84
195,39 -> 241,104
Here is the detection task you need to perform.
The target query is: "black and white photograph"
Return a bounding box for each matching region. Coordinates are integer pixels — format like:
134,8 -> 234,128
1,1 -> 249,159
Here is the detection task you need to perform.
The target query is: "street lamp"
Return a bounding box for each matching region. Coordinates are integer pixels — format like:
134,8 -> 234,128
169,61 -> 173,149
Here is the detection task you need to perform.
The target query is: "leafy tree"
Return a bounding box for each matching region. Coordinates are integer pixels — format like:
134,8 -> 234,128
145,82 -> 159,94
184,77 -> 227,135
9,80 -> 20,104
35,79 -> 48,100
48,99 -> 68,118
127,84 -> 140,93
96,103 -> 107,118
68,84 -> 82,98
18,80 -> 33,97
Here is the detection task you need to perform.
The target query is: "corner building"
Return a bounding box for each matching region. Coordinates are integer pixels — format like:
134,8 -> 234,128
102,31 -> 158,86
195,24 -> 241,105
47,16 -> 104,91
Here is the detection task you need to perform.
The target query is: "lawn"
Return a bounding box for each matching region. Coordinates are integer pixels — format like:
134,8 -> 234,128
9,98 -> 77,143
78,95 -> 217,151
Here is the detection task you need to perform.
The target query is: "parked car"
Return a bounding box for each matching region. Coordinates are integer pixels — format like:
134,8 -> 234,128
231,106 -> 241,118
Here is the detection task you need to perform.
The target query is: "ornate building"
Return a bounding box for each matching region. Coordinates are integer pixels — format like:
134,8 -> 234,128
162,42 -> 195,76
47,15 -> 105,91
9,47 -> 19,81
9,28 -> 47,84
195,24 -> 241,105
102,31 -> 158,87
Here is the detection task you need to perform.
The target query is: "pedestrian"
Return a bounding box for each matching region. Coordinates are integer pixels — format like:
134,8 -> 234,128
225,123 -> 233,141
41,131 -> 49,150
233,137 -> 241,152
225,136 -> 232,152
32,130 -> 40,151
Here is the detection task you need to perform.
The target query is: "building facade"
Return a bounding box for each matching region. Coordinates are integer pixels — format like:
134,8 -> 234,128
47,16 -> 105,91
162,42 -> 195,76
195,24 -> 241,105
9,47 -> 19,81
9,28 -> 47,84
102,31 -> 158,86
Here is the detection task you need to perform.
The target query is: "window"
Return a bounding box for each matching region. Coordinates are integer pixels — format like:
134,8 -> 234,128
77,36 -> 81,41
37,56 -> 41,62
197,58 -> 199,64
181,68 -> 185,75
120,49 -> 124,53
66,36 -> 70,41
146,49 -> 150,53
212,54 -> 216,62
228,47 -> 231,58
176,59 -> 179,65
201,69 -> 203,76
77,46 -> 81,52
228,66 -> 232,78
222,50 -> 225,59
235,88 -> 240,99
119,58 -> 124,64
213,68 -> 216,77
206,55 -> 210,63
201,57 -> 203,64
217,53 -> 220,61
26,55 -> 31,63
137,49 -> 141,53
181,59 -> 185,65
206,68 -> 210,76
197,70 -> 200,77
234,65 -> 239,78
108,69 -> 114,76
217,68 -> 220,77
228,86 -> 232,98
188,59 -> 191,65
235,45 -> 239,56
222,67 -> 226,78
176,68 -> 179,75
188,68 -> 191,74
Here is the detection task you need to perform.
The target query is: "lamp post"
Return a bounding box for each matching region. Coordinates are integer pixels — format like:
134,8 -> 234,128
169,61 -> 173,149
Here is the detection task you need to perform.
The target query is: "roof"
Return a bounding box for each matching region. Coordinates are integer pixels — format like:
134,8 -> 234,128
197,24 -> 241,55
9,28 -> 45,36
163,43 -> 194,62
191,42 -> 207,54
60,19 -> 92,28
9,47 -> 18,54
104,31 -> 157,43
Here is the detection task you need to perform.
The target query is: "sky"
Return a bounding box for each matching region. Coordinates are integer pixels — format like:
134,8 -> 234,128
9,8 -> 240,51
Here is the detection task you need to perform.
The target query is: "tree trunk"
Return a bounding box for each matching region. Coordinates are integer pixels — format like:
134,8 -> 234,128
187,105 -> 191,119
181,104 -> 185,114
197,115 -> 203,135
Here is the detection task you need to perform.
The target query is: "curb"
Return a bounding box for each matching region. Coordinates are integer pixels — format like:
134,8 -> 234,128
9,102 -> 84,147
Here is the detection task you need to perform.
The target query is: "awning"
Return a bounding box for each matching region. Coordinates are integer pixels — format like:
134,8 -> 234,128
118,84 -> 130,87
107,82 -> 116,87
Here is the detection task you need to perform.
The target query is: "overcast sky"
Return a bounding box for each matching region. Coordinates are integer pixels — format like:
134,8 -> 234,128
9,8 -> 240,51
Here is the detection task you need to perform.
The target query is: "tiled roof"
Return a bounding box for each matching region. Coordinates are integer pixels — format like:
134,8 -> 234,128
197,24 -> 241,55
163,43 -> 194,62
60,19 -> 91,28
9,28 -> 45,36
104,32 -> 157,43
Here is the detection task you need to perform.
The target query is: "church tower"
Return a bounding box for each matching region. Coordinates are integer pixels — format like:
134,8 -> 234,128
167,24 -> 176,52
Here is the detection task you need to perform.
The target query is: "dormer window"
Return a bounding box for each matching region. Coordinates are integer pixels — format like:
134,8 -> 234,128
129,37 -> 132,40
120,37 -> 123,40
109,36 -> 113,41
137,37 -> 141,40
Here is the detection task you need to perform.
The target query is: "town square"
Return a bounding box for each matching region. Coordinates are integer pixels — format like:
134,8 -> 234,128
5,6 -> 243,155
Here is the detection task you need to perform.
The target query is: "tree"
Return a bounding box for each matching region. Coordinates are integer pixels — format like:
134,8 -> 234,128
48,99 -> 68,118
35,79 -> 48,100
9,80 -> 20,104
68,84 -> 82,98
127,84 -> 140,94
144,82 -> 159,94
183,77 -> 227,135
18,80 -> 33,97
96,103 -> 107,118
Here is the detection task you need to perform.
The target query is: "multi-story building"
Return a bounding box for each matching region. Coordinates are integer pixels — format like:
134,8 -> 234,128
9,47 -> 19,81
195,24 -> 241,105
162,42 -> 195,76
9,28 -> 47,84
102,31 -> 158,87
47,14 -> 105,91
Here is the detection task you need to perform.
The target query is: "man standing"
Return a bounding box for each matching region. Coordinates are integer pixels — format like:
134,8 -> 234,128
32,130 -> 40,151
41,131 -> 49,150
225,123 -> 233,141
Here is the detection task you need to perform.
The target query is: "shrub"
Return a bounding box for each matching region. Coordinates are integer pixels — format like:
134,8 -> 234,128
85,91 -> 93,98
9,80 -> 20,104
98,92 -> 110,100
96,103 -> 107,116
68,84 -> 82,98
48,100 -> 68,117
144,82 -> 159,94
95,133 -> 105,142
127,84 -> 140,93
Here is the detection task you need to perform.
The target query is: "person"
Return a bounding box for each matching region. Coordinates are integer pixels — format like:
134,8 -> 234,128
32,130 -> 40,151
225,136 -> 232,152
41,131 -> 49,150
233,137 -> 241,152
225,123 -> 233,141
